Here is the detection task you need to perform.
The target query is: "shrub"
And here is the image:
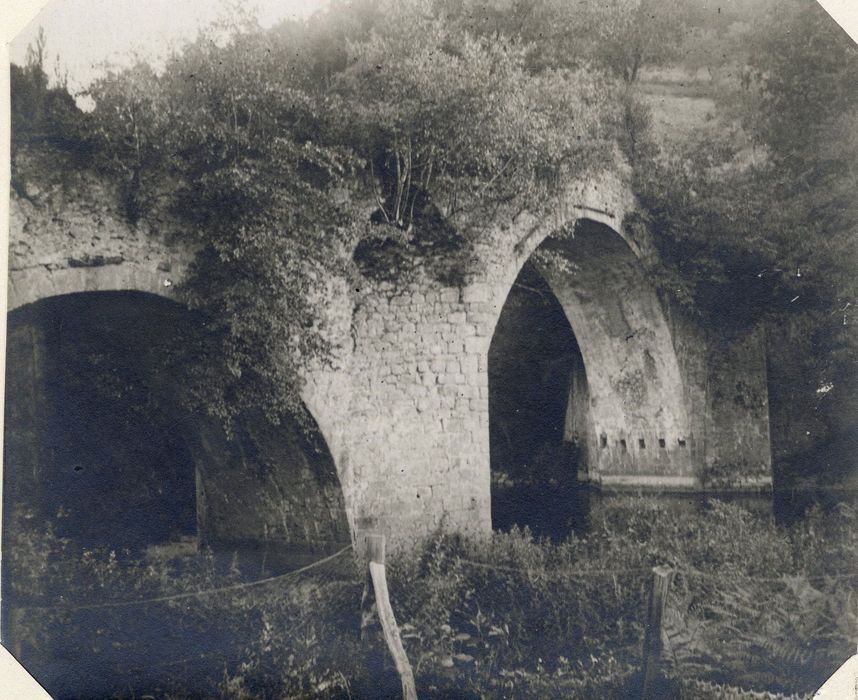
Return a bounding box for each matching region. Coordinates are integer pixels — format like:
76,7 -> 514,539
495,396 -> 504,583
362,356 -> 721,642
5,498 -> 854,697
385,499 -> 855,697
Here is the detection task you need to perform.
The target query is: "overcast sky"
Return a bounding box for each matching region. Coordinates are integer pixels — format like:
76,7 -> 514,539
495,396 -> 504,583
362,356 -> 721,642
9,0 -> 327,92
6,0 -> 858,96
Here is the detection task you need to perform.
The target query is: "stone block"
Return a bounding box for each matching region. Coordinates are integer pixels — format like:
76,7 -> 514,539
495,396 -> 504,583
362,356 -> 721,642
462,284 -> 490,303
464,336 -> 486,354
461,355 -> 479,376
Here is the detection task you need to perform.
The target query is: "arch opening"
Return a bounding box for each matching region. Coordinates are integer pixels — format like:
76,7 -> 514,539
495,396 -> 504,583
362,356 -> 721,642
488,262 -> 591,538
3,292 -> 199,554
488,218 -> 693,536
2,291 -> 351,580
2,290 -> 352,697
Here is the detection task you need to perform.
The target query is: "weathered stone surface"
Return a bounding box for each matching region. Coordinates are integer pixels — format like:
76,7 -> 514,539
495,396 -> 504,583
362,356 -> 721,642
6,165 -> 772,550
5,292 -> 351,555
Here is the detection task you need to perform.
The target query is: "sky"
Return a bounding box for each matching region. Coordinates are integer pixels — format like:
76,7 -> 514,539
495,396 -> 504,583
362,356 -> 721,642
8,0 -> 328,93
8,1 -> 858,91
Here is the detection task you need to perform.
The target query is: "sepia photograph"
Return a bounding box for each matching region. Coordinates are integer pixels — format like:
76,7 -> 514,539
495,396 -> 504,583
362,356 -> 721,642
2,0 -> 858,698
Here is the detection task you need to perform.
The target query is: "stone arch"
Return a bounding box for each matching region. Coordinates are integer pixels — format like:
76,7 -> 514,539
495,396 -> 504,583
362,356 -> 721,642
535,219 -> 693,484
7,262 -> 184,313
482,174 -> 639,331
3,289 -> 353,563
485,212 -> 695,492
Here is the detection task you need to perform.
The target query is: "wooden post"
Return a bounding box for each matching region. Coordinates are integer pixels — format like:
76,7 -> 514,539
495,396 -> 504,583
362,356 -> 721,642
641,565 -> 675,700
369,562 -> 418,700
359,534 -> 418,700
360,534 -> 386,639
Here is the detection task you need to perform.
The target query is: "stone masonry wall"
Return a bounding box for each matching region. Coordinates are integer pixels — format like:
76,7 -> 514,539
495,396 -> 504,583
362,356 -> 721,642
532,222 -> 694,487
311,172 -> 653,544
665,299 -> 772,490
8,166 -> 192,310
702,327 -> 772,487
7,163 -> 774,551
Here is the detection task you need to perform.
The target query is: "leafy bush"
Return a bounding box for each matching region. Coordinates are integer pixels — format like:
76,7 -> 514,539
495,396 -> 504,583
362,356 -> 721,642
5,499 -> 854,697
3,519 -> 365,699
385,499 -> 855,697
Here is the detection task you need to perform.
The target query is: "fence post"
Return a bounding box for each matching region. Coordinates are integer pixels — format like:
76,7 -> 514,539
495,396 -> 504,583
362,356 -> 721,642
359,534 -> 418,700
641,565 -> 675,700
360,534 -> 386,639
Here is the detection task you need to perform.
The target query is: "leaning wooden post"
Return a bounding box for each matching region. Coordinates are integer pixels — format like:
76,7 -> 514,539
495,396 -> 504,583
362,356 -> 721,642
641,565 -> 675,700
359,534 -> 418,700
360,534 -> 386,639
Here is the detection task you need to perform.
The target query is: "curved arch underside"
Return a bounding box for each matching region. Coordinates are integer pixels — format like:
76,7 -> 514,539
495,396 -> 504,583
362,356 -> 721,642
7,263 -> 182,313
3,291 -> 351,559
502,218 -> 695,485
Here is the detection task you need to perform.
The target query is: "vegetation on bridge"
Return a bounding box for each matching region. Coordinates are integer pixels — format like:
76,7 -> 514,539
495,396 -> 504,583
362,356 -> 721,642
12,0 -> 617,432
11,0 -> 858,478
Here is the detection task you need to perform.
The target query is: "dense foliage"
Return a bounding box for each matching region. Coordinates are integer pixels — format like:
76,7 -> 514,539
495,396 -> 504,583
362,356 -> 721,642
6,499 -> 854,698
11,0 -> 623,429
9,0 -> 858,465
631,0 -> 858,328
389,500 -> 857,698
626,0 -> 858,476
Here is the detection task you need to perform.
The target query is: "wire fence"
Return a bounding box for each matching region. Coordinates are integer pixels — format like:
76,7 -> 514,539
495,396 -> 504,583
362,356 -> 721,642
5,539 -> 855,700
22,546 -> 855,617
455,556 -> 858,584
4,543 -> 365,700
11,543 -> 356,613
446,554 -> 856,700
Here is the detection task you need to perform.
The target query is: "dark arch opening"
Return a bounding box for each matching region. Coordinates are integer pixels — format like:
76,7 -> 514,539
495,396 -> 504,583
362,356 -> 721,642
2,290 -> 351,574
3,292 -> 199,553
488,262 -> 590,538
2,290 -> 353,698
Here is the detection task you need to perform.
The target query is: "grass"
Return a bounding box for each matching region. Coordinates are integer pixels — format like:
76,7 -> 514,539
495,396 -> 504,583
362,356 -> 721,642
3,498 -> 855,698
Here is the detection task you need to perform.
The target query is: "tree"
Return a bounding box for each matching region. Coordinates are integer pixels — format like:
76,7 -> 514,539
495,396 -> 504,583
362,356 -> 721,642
590,0 -> 687,83
86,63 -> 169,220
328,6 -> 616,231
630,0 -> 858,481
10,27 -> 84,151
74,0 -> 619,430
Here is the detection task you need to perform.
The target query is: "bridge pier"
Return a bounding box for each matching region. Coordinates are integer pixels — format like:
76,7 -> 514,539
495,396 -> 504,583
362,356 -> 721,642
7,169 -> 773,552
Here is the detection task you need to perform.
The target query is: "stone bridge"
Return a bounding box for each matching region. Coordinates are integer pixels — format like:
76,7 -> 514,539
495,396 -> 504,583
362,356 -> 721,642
6,163 -> 772,552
